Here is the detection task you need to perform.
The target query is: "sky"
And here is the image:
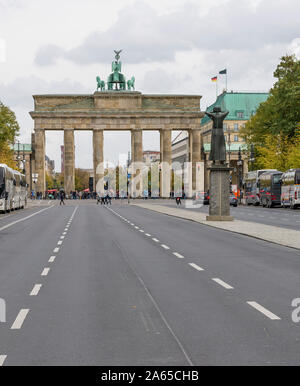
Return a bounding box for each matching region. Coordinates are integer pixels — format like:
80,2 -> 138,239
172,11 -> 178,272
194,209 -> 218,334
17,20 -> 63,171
0,0 -> 299,171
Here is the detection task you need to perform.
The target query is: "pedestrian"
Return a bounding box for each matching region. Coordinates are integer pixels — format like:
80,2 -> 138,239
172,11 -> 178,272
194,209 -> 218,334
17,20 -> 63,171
176,196 -> 181,205
60,190 -> 66,205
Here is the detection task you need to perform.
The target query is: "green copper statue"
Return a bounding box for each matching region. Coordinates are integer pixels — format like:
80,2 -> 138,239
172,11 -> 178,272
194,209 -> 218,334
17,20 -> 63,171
107,50 -> 126,90
127,76 -> 135,91
96,50 -> 136,91
96,76 -> 105,91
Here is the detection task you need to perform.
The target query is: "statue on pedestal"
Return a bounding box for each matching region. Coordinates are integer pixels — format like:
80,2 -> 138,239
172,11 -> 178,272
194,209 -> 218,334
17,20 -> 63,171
205,106 -> 229,164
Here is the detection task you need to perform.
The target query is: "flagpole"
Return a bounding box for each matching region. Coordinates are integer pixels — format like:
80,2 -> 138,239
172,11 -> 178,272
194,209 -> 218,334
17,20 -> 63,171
216,79 -> 218,99
226,72 -> 228,92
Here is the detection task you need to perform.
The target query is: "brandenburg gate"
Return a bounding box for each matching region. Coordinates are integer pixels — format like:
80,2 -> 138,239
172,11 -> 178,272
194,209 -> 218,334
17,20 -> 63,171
30,51 -> 205,197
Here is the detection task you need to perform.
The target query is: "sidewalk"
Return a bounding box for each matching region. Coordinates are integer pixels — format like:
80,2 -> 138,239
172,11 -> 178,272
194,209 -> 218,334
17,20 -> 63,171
132,202 -> 300,250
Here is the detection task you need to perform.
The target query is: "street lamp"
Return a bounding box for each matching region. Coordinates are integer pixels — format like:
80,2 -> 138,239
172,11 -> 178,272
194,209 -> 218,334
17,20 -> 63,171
237,147 -> 243,204
249,144 -> 255,171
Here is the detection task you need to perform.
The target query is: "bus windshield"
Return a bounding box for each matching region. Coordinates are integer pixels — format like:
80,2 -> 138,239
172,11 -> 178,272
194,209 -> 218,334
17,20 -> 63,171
273,174 -> 282,185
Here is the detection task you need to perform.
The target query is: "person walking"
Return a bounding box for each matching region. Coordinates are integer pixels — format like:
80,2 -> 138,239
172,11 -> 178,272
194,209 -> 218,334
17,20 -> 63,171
176,196 -> 181,205
60,190 -> 66,206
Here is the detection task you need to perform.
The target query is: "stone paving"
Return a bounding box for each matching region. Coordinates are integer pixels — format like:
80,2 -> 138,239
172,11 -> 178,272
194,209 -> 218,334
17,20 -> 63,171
133,202 -> 300,250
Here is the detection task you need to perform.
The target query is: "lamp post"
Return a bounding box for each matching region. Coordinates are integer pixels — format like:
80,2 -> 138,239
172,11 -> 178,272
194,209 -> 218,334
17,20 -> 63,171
237,147 -> 243,204
249,144 -> 255,171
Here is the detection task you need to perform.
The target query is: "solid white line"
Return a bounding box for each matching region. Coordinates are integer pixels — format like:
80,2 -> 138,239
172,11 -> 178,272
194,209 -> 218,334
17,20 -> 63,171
30,284 -> 42,296
189,262 -> 204,270
53,247 -> 59,253
57,241 -> 63,245
152,238 -> 159,242
247,301 -> 281,320
0,355 -> 7,366
145,233 -> 151,237
212,278 -> 234,289
41,268 -> 50,276
49,256 -> 56,263
161,244 -> 170,250
0,206 -> 54,232
11,309 -> 30,329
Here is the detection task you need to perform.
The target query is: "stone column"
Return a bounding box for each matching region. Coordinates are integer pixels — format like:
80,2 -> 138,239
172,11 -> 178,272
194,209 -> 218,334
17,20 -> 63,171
161,129 -> 172,198
131,129 -> 143,197
192,129 -> 204,194
64,129 -> 75,195
93,129 -> 104,194
34,129 -> 45,195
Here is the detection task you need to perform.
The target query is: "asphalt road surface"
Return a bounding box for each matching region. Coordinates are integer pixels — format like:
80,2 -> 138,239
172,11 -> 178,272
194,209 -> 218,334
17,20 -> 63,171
0,201 -> 300,366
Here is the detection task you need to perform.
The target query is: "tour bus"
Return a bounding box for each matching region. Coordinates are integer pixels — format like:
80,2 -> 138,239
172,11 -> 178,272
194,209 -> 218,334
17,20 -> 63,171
0,164 -> 27,213
12,170 -> 27,210
281,168 -> 300,209
243,169 -> 277,205
258,171 -> 283,208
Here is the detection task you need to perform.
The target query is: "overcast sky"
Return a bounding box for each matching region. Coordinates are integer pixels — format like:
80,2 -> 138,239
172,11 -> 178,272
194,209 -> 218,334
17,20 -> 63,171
0,0 -> 299,171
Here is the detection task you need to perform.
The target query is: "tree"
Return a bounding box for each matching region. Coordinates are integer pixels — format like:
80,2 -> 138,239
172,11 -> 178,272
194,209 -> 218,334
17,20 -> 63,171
75,169 -> 90,191
241,54 -> 300,169
0,101 -> 20,167
255,127 -> 300,171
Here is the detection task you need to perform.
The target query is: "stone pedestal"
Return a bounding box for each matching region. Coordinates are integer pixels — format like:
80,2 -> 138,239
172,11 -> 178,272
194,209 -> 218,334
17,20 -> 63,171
206,164 -> 234,221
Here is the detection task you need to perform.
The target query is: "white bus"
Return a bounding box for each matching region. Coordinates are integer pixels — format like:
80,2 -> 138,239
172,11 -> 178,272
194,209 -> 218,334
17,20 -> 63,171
243,169 -> 277,205
12,170 -> 27,210
0,164 -> 27,213
281,168 -> 300,209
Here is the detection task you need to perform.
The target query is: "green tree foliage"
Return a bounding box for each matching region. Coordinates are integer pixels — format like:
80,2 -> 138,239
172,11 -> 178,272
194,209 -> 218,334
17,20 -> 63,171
241,55 -> 300,169
75,168 -> 90,191
0,101 -> 20,167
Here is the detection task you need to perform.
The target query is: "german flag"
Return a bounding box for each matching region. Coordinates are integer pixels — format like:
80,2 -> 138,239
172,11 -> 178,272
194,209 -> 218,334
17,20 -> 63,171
211,76 -> 217,82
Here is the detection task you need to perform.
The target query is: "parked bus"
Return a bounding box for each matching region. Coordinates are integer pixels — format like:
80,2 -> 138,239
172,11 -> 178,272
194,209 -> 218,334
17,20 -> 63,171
243,169 -> 277,205
0,164 -> 27,213
12,170 -> 27,210
281,168 -> 300,209
258,171 -> 283,208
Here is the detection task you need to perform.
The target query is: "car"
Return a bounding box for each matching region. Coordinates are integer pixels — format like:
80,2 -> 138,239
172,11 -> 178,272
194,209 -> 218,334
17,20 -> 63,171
229,194 -> 238,207
192,191 -> 209,205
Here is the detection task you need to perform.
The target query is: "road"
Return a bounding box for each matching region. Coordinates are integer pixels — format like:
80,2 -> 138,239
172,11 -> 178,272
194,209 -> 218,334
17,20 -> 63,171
0,201 -> 300,365
148,199 -> 300,230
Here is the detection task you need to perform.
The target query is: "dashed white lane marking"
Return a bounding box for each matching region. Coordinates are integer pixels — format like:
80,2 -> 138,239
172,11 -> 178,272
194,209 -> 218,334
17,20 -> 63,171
30,284 -> 42,296
41,268 -> 50,276
212,278 -> 234,289
247,301 -> 281,320
135,226 -> 139,229
60,236 -> 65,239
63,232 -> 67,235
11,309 -> 30,329
53,247 -> 59,253
189,263 -> 204,271
173,252 -> 185,259
161,244 -> 170,250
0,206 -> 54,232
152,238 -> 159,242
57,241 -> 63,245
0,355 -> 7,366
145,233 -> 151,237
139,230 -> 145,233
49,256 -> 56,263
